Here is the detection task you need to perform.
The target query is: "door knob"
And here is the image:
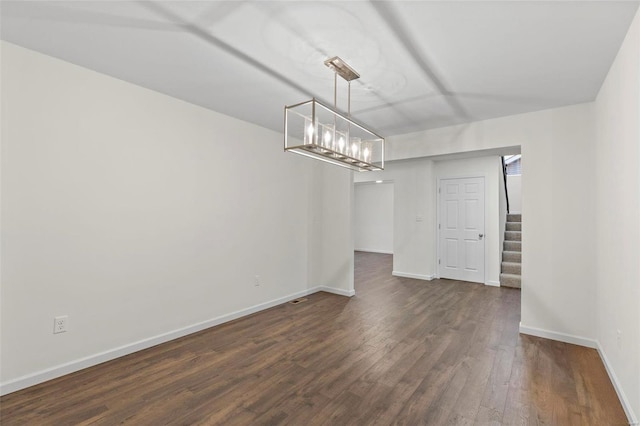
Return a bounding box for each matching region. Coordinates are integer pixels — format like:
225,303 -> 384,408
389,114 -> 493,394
479,233 -> 484,240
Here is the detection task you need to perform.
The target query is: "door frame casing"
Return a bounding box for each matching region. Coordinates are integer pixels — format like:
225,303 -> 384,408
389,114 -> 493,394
436,175 -> 487,283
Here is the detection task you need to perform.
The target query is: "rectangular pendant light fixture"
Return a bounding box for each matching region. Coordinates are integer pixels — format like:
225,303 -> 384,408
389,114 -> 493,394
284,57 -> 384,172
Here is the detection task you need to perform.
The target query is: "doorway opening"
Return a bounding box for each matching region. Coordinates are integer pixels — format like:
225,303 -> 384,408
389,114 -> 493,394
500,155 -> 522,289
354,181 -> 394,255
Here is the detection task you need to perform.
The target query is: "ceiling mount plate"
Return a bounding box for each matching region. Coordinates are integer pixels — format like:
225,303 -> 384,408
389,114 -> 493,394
324,56 -> 360,81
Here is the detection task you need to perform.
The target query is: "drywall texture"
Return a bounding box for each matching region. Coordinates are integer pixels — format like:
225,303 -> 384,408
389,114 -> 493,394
506,175 -> 522,213
595,9 -> 640,421
354,183 -> 394,254
307,162 -> 354,294
0,42 -> 353,388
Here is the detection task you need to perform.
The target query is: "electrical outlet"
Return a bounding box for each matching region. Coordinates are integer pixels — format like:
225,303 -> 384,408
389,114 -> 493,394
254,275 -> 260,287
54,315 -> 68,334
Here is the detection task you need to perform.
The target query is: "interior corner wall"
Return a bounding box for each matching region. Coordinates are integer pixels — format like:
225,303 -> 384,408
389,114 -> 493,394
594,8 -> 640,422
307,162 -> 354,295
354,182 -> 394,254
0,42 -> 354,391
354,158 -> 435,280
535,102 -> 596,340
515,102 -> 598,344
434,155 -> 503,286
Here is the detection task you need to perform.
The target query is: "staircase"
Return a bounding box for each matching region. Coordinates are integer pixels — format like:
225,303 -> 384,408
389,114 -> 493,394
500,213 -> 521,289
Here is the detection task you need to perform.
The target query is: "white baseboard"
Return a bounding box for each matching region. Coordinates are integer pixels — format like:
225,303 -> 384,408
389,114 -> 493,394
519,323 -> 637,425
519,323 -> 597,348
392,271 -> 435,281
310,285 -> 356,297
0,286 -> 352,396
596,341 -> 639,425
485,280 -> 501,287
354,248 -> 393,255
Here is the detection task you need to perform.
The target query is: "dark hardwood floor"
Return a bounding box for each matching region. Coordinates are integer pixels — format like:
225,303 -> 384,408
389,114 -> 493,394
0,252 -> 627,425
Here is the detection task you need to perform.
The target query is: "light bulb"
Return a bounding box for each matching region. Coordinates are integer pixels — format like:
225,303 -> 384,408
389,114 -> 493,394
305,123 -> 314,144
363,147 -> 370,162
324,130 -> 332,145
338,137 -> 345,152
351,142 -> 359,156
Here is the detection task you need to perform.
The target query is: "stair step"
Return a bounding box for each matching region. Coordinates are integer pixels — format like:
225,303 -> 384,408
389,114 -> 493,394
503,250 -> 521,263
501,261 -> 521,275
504,240 -> 521,252
506,222 -> 521,231
500,273 -> 521,289
505,231 -> 521,241
507,213 -> 522,222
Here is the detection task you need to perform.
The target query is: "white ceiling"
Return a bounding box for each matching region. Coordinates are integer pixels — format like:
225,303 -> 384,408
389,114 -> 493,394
1,1 -> 638,136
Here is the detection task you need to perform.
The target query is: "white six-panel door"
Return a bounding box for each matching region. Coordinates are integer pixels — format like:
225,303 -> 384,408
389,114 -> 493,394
439,177 -> 485,283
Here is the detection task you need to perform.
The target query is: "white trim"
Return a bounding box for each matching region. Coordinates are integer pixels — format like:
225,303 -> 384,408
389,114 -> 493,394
504,154 -> 521,165
392,271 -> 435,281
596,341 -> 639,425
485,280 -> 501,287
312,286 -> 356,297
354,180 -> 394,186
518,323 -> 638,425
354,248 -> 393,255
0,286 -> 352,396
519,323 -> 597,348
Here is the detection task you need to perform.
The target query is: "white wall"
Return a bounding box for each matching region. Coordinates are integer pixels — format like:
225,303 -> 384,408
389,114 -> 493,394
506,174 -> 522,214
594,9 -> 640,423
0,42 -> 353,392
354,182 -> 394,254
354,158 -> 435,280
307,162 -> 355,296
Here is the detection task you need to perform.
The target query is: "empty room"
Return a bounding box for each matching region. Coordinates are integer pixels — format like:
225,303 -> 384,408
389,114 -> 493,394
1,1 -> 639,425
